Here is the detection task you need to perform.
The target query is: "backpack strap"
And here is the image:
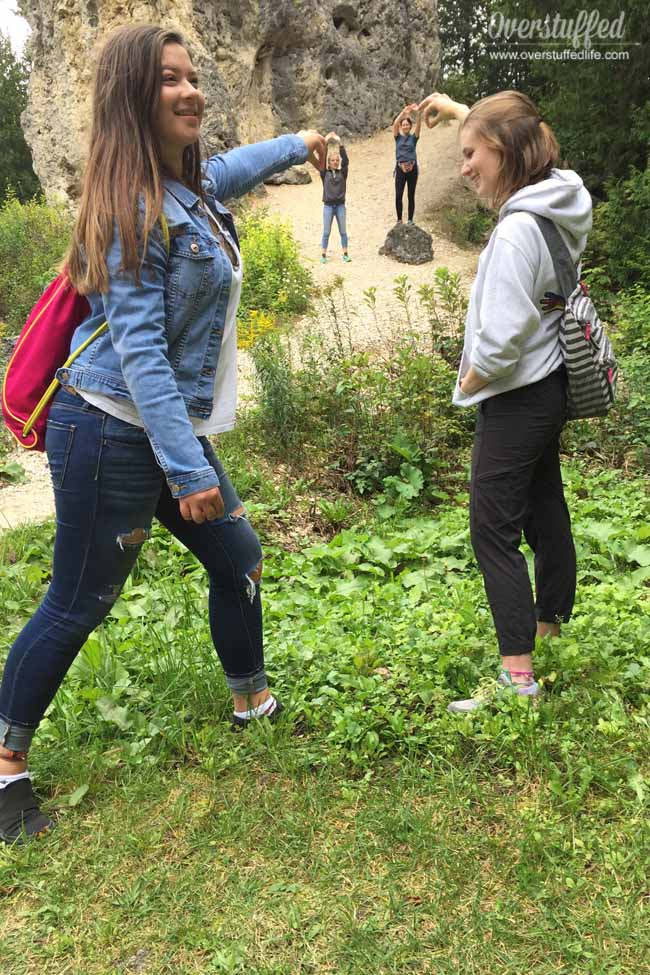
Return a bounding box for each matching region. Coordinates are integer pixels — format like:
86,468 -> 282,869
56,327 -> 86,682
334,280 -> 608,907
520,212 -> 578,300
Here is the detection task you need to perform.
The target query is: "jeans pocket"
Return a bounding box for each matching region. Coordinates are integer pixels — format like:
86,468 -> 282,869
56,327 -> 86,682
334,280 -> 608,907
102,413 -> 150,449
45,420 -> 76,489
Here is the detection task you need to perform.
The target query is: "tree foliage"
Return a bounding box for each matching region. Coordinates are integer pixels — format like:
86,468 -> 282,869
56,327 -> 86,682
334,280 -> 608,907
438,1 -> 650,194
0,31 -> 40,203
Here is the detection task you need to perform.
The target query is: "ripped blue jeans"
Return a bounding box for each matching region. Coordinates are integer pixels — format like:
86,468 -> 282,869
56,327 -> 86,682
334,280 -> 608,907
0,389 -> 266,753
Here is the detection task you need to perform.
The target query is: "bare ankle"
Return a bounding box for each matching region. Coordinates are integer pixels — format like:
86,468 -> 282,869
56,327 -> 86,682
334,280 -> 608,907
501,653 -> 534,684
537,622 -> 561,638
232,689 -> 270,713
0,749 -> 28,775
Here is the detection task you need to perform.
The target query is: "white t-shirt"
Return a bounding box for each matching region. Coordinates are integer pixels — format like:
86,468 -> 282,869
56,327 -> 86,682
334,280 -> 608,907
80,219 -> 243,436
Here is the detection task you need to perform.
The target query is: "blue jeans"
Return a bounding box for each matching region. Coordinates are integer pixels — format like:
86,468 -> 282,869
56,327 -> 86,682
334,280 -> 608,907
0,389 -> 267,753
321,204 -> 348,250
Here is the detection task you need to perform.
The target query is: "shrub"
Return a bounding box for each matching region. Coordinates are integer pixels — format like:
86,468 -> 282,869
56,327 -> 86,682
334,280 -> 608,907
237,309 -> 277,350
0,195 -> 71,333
249,271 -> 474,503
237,208 -> 313,324
585,167 -> 650,298
429,181 -> 495,249
609,286 -> 650,359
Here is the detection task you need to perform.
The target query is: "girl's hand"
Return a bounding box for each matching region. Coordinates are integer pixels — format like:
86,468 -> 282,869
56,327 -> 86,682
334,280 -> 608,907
417,92 -> 470,128
459,366 -> 489,396
179,486 -> 225,523
297,129 -> 327,170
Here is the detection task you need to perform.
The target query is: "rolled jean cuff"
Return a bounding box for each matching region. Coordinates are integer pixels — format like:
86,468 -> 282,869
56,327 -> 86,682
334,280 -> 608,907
0,716 -> 36,753
225,668 -> 268,695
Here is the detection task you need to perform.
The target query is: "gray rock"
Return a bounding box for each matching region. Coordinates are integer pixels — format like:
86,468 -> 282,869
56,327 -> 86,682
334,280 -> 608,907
19,1 -> 440,203
379,223 -> 434,264
264,166 -> 312,186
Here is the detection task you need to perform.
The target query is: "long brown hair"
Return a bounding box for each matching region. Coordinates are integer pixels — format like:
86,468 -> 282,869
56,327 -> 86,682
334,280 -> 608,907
463,91 -> 559,209
68,25 -> 203,294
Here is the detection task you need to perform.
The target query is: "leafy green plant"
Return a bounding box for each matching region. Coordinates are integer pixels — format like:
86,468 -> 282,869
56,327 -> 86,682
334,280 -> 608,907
237,207 -> 313,325
586,168 -> 650,297
417,266 -> 468,368
610,286 -> 650,358
248,271 -> 473,502
317,497 -> 356,530
428,180 -> 495,249
0,459 -> 27,486
0,194 -> 71,332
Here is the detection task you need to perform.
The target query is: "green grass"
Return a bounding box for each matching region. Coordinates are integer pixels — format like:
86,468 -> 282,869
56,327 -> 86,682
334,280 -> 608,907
2,756 -> 648,974
0,464 -> 649,971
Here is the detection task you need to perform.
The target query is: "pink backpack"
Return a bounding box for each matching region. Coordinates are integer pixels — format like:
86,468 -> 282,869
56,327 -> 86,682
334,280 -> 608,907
2,217 -> 169,451
2,276 -> 92,450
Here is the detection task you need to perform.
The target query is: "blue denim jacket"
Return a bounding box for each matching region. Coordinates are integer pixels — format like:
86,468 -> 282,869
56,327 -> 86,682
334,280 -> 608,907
60,135 -> 308,498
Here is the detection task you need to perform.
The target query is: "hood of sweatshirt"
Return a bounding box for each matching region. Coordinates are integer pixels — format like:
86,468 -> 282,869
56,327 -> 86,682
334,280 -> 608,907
499,169 -> 592,263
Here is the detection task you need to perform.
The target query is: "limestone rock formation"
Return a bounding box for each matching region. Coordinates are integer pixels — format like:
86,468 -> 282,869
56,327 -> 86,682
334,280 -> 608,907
264,166 -> 312,186
19,0 -> 439,203
379,222 -> 433,264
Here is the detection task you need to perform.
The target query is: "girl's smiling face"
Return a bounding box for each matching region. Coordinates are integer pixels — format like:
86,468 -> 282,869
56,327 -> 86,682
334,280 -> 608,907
460,125 -> 502,205
154,42 -> 205,155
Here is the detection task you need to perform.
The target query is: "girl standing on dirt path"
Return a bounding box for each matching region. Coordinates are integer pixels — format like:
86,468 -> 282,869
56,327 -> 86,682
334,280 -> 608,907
419,91 -> 589,714
392,104 -> 422,225
0,24 -> 325,845
320,132 -> 351,263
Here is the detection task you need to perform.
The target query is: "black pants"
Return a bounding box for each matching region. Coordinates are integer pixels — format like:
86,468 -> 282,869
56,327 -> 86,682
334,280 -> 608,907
395,166 -> 418,222
469,369 -> 576,656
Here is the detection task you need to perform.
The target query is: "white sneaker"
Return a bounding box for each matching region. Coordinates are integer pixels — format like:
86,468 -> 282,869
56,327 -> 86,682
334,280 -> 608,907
447,671 -> 541,714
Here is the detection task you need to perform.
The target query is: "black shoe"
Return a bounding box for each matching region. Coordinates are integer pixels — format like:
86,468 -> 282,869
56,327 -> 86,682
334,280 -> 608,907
231,697 -> 284,732
0,778 -> 54,845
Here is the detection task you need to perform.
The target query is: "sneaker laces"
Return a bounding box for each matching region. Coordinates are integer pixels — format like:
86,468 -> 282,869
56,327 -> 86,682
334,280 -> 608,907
468,670 -> 535,704
466,676 -> 505,705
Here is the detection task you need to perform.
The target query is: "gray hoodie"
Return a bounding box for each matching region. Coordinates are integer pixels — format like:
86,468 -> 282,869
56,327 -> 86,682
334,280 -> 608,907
453,169 -> 592,407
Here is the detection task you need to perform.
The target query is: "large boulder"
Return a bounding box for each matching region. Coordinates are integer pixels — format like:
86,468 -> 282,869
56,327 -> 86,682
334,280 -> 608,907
379,222 -> 434,264
19,0 -> 440,203
264,166 -> 312,186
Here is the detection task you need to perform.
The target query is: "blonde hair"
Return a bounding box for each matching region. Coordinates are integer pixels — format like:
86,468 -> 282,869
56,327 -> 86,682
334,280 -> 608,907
326,140 -> 342,170
68,25 -> 203,294
463,91 -> 559,208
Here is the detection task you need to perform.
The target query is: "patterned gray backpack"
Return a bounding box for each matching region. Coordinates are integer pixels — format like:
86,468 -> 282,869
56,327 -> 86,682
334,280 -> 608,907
529,214 -> 618,420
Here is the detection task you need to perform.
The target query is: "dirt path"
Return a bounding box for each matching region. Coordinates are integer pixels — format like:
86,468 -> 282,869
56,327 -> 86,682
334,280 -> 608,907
0,121 -> 479,532
260,121 -> 478,339
0,447 -> 56,533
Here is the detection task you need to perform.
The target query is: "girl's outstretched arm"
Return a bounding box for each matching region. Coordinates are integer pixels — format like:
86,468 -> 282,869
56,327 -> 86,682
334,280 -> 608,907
203,131 -> 325,200
418,92 -> 470,128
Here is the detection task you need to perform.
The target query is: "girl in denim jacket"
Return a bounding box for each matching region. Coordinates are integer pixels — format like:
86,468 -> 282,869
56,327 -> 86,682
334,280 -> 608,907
0,24 -> 325,843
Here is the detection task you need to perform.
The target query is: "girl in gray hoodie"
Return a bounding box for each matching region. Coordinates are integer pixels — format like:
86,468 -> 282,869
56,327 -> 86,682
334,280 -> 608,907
419,90 -> 591,713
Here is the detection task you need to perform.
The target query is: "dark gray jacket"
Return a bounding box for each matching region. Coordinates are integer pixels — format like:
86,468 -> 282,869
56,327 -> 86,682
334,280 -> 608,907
320,145 -> 349,205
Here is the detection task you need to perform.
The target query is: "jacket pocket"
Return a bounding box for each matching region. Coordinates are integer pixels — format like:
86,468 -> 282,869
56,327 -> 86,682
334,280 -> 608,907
167,234 -> 219,300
